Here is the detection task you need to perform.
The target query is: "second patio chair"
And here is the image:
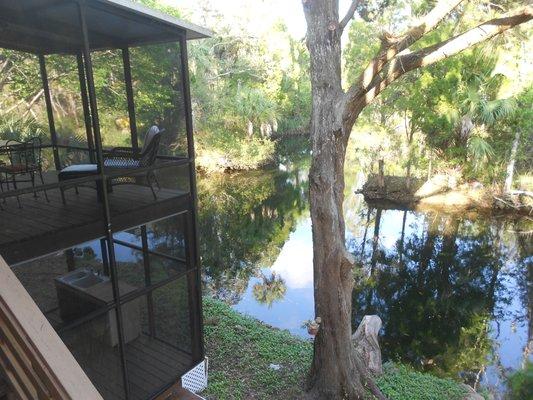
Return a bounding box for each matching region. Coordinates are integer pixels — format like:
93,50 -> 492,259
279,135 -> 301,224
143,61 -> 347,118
0,137 -> 49,207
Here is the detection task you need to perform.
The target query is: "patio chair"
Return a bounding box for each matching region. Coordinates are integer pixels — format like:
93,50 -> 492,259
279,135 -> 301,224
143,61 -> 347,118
0,137 -> 48,207
0,160 -> 6,210
104,125 -> 163,196
58,126 -> 163,203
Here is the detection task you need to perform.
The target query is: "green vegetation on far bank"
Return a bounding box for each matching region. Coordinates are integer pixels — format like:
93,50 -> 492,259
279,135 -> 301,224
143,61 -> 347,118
203,297 -> 468,400
507,361 -> 533,400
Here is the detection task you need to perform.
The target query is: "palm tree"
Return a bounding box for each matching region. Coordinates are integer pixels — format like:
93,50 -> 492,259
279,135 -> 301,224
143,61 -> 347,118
252,272 -> 287,308
457,73 -> 518,172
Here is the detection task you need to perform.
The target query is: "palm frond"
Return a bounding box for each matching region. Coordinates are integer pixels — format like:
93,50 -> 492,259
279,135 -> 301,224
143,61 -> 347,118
467,135 -> 495,171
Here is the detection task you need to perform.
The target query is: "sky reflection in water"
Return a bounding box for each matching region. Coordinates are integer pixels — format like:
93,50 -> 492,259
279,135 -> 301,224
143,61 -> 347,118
197,166 -> 531,397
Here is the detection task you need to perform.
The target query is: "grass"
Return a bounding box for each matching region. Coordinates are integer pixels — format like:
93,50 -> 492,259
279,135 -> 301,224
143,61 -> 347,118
203,297 -> 311,399
376,364 -> 467,400
202,298 -> 468,400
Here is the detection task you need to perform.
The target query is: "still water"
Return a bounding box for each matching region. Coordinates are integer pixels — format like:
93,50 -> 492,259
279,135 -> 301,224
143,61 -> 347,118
197,163 -> 532,397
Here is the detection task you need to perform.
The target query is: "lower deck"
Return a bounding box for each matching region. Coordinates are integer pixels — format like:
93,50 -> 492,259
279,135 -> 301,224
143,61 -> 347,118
0,171 -> 189,265
66,333 -> 192,400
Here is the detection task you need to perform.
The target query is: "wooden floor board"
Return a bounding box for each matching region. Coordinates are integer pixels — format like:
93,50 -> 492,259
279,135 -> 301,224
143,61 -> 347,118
66,332 -> 192,400
0,172 -> 189,265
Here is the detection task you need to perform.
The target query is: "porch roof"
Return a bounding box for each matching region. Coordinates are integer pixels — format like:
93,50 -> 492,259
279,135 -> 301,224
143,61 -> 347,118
0,0 -> 212,55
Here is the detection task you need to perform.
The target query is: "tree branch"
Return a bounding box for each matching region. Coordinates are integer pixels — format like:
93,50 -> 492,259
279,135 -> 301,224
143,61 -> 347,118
352,0 -> 465,93
339,0 -> 362,32
362,8 -> 532,107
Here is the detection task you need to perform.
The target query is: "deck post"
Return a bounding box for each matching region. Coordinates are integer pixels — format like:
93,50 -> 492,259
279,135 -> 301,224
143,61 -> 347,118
140,225 -> 156,337
76,53 -> 96,163
179,35 -> 205,362
122,47 -> 139,151
77,3 -> 130,397
38,55 -> 61,171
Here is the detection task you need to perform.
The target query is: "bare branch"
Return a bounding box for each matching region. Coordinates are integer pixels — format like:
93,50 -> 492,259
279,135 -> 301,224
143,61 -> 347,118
352,0 -> 465,93
339,0 -> 362,32
362,8 -> 532,107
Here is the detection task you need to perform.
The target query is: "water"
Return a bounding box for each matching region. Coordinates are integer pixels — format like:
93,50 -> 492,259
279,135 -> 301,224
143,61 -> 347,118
197,163 -> 532,397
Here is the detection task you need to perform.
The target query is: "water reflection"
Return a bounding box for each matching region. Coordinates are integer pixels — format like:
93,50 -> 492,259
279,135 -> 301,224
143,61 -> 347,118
350,208 -> 531,392
196,164 -> 531,396
198,168 -> 308,305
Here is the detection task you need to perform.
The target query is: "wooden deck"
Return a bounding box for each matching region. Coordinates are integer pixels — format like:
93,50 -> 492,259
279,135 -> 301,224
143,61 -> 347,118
0,172 -> 189,265
64,332 -> 193,400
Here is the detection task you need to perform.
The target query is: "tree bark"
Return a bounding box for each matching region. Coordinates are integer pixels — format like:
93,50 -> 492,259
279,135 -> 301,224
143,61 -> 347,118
404,112 -> 414,190
303,1 -> 383,398
302,1 -> 531,398
399,210 -> 407,265
504,130 -> 520,193
378,159 -> 385,190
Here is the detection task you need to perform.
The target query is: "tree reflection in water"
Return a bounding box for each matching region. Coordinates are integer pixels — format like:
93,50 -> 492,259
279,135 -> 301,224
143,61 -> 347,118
148,163 -> 531,396
253,272 -> 287,308
197,168 -> 308,305
350,207 -> 531,392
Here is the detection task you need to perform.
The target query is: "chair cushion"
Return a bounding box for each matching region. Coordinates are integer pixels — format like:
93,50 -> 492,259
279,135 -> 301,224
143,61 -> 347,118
104,158 -> 141,168
58,164 -> 98,181
61,164 -> 98,173
141,126 -> 160,154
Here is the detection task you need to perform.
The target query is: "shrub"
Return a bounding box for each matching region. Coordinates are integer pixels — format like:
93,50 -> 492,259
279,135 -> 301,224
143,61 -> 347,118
506,362 -> 533,400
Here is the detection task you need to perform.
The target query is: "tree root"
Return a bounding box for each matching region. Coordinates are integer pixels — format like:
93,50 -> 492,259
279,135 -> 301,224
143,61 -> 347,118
355,354 -> 387,400
304,351 -> 387,400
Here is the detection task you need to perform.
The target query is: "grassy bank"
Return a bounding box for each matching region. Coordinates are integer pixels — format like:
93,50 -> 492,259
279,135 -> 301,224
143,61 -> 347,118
202,298 -> 467,400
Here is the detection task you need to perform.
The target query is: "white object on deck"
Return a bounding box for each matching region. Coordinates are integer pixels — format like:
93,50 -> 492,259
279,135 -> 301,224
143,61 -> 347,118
181,358 -> 209,395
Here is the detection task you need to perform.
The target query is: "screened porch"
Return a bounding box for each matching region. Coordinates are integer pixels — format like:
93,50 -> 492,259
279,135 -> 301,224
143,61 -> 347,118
0,1 -> 210,399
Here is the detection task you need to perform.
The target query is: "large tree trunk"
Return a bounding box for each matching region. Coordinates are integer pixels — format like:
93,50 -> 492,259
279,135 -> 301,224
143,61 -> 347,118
303,1 -> 377,398
302,0 -> 531,398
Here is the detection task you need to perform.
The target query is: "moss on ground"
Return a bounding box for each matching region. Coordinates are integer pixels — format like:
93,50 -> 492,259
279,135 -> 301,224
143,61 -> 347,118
203,298 -> 467,400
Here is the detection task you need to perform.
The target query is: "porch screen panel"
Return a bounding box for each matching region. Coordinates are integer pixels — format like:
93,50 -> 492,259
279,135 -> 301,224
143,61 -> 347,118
111,214 -> 189,298
113,241 -> 187,296
123,277 -> 193,400
129,42 -> 188,157
45,54 -> 93,167
90,50 -> 130,148
12,240 -> 127,400
106,162 -> 191,221
0,53 -> 51,164
60,311 -> 127,400
144,214 -> 187,260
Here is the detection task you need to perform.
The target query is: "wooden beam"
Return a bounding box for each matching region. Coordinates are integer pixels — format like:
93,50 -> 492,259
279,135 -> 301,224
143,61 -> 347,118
0,256 -> 103,400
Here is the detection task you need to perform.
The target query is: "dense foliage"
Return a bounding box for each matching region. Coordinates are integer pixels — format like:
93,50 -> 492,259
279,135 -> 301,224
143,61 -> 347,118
344,0 -> 532,189
506,361 -> 533,400
2,0 -> 529,183
0,0 -> 311,170
189,16 -> 310,170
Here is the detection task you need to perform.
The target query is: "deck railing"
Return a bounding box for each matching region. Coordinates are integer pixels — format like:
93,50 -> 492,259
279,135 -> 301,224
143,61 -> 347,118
0,144 -> 191,202
0,255 -> 103,399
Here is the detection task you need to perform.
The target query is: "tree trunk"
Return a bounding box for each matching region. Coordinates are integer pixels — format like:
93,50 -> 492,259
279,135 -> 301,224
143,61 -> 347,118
504,130 -> 520,193
370,208 -> 382,271
399,210 -> 407,265
405,116 -> 414,191
360,208 -> 372,258
302,1 -> 531,398
303,2 -> 382,398
378,159 -> 385,191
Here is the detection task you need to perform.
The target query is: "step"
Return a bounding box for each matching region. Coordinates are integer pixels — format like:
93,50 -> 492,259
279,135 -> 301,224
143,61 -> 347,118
155,383 -> 205,400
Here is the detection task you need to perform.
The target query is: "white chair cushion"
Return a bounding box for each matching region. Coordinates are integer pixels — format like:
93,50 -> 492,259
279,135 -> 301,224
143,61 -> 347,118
60,164 -> 98,173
